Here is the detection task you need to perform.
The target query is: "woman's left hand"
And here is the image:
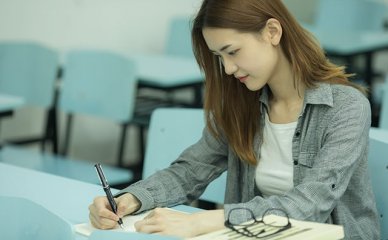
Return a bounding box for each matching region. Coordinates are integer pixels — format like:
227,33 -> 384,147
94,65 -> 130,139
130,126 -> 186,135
134,208 -> 224,238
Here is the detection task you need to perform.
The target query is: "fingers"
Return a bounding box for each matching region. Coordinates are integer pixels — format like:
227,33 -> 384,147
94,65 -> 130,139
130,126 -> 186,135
88,194 -> 141,230
116,193 -> 141,217
88,196 -> 119,229
135,214 -> 164,234
116,196 -> 131,218
89,210 -> 118,229
134,208 -> 168,234
116,202 -> 127,218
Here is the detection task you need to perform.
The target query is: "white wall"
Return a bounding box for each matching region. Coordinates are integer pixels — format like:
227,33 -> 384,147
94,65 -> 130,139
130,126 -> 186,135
0,0 -> 202,55
0,0 -> 323,167
283,0 -> 318,23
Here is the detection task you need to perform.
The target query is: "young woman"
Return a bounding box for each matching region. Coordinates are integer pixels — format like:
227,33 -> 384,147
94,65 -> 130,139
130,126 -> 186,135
89,0 -> 379,239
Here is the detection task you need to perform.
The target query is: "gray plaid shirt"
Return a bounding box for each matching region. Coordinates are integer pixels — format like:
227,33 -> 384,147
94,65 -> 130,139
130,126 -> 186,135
119,83 -> 380,240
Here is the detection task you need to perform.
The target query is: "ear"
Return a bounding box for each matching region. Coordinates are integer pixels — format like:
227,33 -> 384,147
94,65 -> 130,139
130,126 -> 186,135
265,18 -> 282,46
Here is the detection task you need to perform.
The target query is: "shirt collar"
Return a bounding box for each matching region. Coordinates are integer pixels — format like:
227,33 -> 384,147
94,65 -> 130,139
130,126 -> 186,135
259,82 -> 334,113
303,82 -> 334,107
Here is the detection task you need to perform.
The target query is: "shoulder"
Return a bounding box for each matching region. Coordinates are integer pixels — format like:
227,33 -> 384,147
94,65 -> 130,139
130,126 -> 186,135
329,84 -> 370,117
305,83 -> 371,129
306,83 -> 370,115
325,84 -> 371,127
330,84 -> 368,106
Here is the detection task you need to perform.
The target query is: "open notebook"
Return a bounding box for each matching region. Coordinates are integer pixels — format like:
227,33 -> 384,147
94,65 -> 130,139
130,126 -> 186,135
74,211 -> 150,236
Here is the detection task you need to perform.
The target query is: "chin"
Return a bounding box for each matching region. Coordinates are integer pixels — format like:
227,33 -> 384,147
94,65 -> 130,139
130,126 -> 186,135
245,83 -> 264,92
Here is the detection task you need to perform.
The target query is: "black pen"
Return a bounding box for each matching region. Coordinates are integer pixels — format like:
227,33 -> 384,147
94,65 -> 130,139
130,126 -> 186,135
94,163 -> 124,229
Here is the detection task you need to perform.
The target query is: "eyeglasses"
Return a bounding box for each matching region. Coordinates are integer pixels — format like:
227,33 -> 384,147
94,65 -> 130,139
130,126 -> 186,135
224,207 -> 292,238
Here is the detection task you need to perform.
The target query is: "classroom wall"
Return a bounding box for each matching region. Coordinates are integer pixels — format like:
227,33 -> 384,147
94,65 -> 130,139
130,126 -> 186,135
283,0 -> 318,23
0,0 -> 202,55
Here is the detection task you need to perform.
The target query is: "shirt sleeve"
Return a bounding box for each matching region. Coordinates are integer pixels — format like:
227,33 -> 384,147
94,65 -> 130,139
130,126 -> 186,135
115,126 -> 229,213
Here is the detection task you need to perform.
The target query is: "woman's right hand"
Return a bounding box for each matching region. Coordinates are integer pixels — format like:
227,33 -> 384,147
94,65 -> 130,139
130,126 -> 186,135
89,193 -> 141,229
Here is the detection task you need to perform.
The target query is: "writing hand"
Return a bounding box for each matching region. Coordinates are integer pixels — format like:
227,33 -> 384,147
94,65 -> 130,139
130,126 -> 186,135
89,193 -> 140,229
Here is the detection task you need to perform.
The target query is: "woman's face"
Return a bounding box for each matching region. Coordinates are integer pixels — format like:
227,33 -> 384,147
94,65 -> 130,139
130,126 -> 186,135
202,27 -> 280,91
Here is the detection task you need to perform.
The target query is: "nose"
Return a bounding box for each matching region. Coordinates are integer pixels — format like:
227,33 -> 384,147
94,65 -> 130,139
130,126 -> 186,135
223,58 -> 238,76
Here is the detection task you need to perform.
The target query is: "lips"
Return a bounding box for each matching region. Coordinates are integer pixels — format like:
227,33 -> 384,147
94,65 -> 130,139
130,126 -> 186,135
236,75 -> 248,83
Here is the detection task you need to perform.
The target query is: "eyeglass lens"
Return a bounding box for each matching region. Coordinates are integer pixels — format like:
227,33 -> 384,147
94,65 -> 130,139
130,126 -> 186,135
226,208 -> 291,238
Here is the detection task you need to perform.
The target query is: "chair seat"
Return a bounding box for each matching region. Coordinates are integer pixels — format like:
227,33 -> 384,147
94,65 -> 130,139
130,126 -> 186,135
0,93 -> 25,112
0,145 -> 132,185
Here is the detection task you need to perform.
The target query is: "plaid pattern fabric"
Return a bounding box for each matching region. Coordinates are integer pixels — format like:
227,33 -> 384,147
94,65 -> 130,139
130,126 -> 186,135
119,83 -> 379,240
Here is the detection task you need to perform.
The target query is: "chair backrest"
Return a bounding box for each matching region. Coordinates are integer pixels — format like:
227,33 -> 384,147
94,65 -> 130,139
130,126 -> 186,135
60,50 -> 137,123
0,196 -> 73,240
164,17 -> 195,58
368,127 -> 388,238
0,42 -> 59,108
379,76 -> 388,129
143,108 -> 226,204
315,0 -> 388,31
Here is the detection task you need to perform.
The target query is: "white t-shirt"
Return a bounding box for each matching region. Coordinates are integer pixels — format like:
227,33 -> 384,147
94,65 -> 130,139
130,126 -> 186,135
255,113 -> 297,198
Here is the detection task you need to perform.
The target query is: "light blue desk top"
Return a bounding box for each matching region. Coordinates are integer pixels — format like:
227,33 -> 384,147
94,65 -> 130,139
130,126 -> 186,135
303,24 -> 388,55
131,54 -> 204,87
0,145 -> 132,185
0,93 -> 24,112
0,162 -> 107,225
0,162 -> 201,239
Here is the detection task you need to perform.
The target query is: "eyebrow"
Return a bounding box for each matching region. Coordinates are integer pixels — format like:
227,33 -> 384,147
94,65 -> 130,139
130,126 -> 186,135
210,44 -> 232,53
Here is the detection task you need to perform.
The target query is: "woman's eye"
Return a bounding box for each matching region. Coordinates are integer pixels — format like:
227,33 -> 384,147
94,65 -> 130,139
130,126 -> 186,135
228,49 -> 239,55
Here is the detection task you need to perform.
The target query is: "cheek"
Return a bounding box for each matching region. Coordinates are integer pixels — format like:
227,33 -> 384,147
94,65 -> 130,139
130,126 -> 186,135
251,48 -> 278,75
244,54 -> 269,75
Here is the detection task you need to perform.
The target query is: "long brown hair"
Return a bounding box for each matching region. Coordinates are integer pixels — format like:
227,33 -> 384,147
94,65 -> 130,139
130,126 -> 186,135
191,0 -> 366,165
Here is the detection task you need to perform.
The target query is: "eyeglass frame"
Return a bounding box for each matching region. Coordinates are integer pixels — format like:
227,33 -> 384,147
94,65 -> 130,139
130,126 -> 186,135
224,207 -> 292,238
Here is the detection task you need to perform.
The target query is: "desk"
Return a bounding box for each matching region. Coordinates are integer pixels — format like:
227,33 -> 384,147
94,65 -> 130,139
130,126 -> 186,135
131,54 -> 204,107
0,162 -> 200,240
0,93 -> 24,117
303,24 -> 388,88
0,145 -> 132,186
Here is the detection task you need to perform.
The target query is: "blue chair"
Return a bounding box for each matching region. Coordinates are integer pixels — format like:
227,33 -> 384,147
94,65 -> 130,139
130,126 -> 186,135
163,16 -> 202,107
368,127 -> 388,238
379,76 -> 388,129
0,46 -> 132,186
0,196 -> 73,240
0,41 -> 59,152
59,50 -> 148,173
60,50 -> 137,123
143,108 -> 226,205
164,16 -> 194,58
315,0 -> 387,31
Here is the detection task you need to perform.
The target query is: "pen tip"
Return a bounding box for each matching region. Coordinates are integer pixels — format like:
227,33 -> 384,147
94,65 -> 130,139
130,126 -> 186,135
119,223 -> 125,229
